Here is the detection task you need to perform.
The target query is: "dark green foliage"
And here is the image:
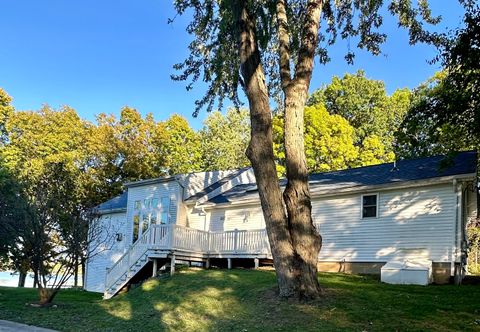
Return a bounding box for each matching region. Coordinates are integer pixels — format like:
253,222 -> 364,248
395,73 -> 477,158
0,164 -> 28,270
308,70 -> 411,146
432,0 -> 480,137
172,0 -> 439,113
396,1 -> 480,159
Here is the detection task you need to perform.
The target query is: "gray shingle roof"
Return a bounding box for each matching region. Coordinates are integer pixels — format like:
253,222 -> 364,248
208,151 -> 477,205
184,167 -> 250,202
97,191 -> 128,213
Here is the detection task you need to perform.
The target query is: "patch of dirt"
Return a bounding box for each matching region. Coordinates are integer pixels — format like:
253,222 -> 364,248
260,286 -> 337,306
27,302 -> 59,308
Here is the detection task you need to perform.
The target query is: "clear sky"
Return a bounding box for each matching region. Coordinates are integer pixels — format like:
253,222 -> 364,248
0,1 -> 465,129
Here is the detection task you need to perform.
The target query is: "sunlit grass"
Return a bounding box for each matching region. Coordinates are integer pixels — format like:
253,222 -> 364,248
0,269 -> 479,331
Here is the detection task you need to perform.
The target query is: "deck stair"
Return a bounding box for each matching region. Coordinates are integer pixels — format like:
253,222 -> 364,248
103,224 -> 271,299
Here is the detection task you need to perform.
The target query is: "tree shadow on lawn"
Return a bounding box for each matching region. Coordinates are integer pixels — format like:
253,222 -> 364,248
96,268 -> 347,332
96,269 -> 480,332
3,270 -> 480,332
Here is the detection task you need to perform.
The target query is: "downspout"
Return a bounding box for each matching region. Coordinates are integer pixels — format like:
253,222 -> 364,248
453,179 -> 467,284
452,179 -> 460,282
460,184 -> 470,277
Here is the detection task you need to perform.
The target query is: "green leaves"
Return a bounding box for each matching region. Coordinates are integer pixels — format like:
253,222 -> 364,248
273,102 -> 395,174
0,88 -> 14,144
172,1 -> 440,113
200,108 -> 250,171
308,70 -> 411,146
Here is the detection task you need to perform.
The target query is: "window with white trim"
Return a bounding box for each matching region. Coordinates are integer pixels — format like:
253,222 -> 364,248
362,194 -> 378,218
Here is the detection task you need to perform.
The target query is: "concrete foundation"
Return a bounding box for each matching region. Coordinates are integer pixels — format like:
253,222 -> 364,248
317,261 -> 453,284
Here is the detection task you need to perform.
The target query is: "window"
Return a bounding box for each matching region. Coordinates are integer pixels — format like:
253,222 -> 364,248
159,197 -> 170,224
362,194 -> 378,218
142,214 -> 149,233
152,198 -> 159,208
144,198 -> 151,209
134,200 -> 141,210
160,211 -> 169,224
150,213 -> 157,225
160,197 -> 170,210
133,214 -> 140,242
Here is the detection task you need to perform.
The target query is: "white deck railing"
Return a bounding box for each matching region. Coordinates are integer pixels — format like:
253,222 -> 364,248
105,227 -> 150,289
149,224 -> 271,255
105,224 -> 272,292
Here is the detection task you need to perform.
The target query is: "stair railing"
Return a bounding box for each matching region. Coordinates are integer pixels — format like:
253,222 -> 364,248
105,226 -> 153,291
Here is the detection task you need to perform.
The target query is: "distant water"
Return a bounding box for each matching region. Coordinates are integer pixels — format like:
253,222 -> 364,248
0,271 -> 81,288
0,271 -> 34,287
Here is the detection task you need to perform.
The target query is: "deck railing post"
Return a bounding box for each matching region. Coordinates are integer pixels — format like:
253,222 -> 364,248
127,245 -> 133,277
148,226 -> 151,245
207,230 -> 211,253
169,224 -> 175,249
105,267 -> 110,289
170,254 -> 176,276
234,229 -> 238,253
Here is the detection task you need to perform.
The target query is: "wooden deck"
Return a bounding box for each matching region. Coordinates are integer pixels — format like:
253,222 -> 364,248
104,224 -> 271,298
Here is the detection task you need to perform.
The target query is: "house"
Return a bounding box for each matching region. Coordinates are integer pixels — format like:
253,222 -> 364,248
85,151 -> 478,298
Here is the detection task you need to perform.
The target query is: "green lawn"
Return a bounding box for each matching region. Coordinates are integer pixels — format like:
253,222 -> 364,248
0,269 -> 479,331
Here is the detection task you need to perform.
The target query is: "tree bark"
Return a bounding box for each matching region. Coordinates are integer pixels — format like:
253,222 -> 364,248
17,271 -> 26,287
38,287 -> 58,305
283,85 -> 322,298
74,254 -> 78,287
232,0 -> 300,298
81,259 -> 86,289
278,0 -> 324,298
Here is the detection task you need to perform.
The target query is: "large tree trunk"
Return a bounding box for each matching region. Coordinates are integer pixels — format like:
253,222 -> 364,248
74,254 -> 78,287
232,0 -> 320,299
279,0 -> 324,298
283,85 -> 322,298
17,271 -> 26,287
81,258 -> 86,289
38,287 -> 58,305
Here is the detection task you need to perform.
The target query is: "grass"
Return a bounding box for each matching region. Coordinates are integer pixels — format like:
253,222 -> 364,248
0,268 -> 479,331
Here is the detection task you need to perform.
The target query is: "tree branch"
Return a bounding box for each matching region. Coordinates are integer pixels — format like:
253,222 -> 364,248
276,0 -> 292,89
293,0 -> 323,88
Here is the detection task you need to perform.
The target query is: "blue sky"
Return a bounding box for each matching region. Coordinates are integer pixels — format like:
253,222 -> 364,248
0,1 -> 465,129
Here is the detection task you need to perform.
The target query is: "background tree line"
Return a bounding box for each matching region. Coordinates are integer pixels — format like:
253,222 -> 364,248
0,59 -> 477,303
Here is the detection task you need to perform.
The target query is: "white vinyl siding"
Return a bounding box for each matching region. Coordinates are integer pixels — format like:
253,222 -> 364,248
185,206 -> 209,230
125,181 -> 181,244
208,205 -> 266,232
202,184 -> 457,264
85,212 -> 127,293
313,184 -> 456,263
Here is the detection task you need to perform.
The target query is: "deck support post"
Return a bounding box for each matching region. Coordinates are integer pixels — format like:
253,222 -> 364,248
205,258 -> 210,269
254,258 -> 259,269
170,255 -> 176,276
152,259 -> 158,277
227,258 -> 232,270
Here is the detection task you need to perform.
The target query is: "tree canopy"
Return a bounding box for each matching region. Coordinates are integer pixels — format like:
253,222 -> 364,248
308,70 -> 411,149
200,109 -> 250,171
